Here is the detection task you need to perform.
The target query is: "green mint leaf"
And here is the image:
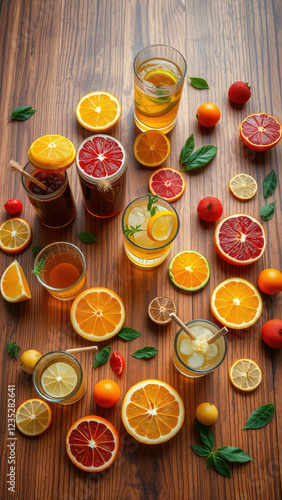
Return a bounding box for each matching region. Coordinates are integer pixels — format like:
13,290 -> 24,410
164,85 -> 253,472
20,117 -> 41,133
9,105 -> 36,121
122,224 -> 145,237
147,193 -> 159,213
131,346 -> 158,359
79,231 -> 98,243
243,403 -> 275,429
5,340 -> 21,359
212,455 -> 231,478
191,444 -> 211,458
182,145 -> 218,171
195,419 -> 214,450
32,246 -> 43,258
263,170 -> 277,199
155,85 -> 171,103
180,134 -> 195,165
93,346 -> 111,368
150,206 -> 158,217
31,258 -> 46,276
206,455 -> 213,470
188,76 -> 209,89
118,328 -> 142,341
260,201 -> 276,221
216,446 -> 254,463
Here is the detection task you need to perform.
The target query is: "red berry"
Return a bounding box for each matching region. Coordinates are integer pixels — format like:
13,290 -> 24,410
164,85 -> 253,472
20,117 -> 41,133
261,319 -> 282,349
197,197 -> 223,222
110,352 -> 125,375
228,81 -> 251,104
4,198 -> 23,215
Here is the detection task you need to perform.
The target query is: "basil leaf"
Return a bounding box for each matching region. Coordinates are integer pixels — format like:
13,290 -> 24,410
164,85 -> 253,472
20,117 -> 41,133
32,246 -> 43,258
93,346 -> 111,368
182,145 -> 218,171
9,105 -> 36,121
260,201 -> 276,221
191,444 -> 211,458
206,455 -> 213,470
216,446 -> 254,463
79,231 -> 98,243
180,134 -> 195,165
243,403 -> 275,429
188,76 -> 209,89
195,419 -> 214,450
118,328 -> 142,341
131,346 -> 158,359
263,170 -> 277,199
212,455 -> 231,478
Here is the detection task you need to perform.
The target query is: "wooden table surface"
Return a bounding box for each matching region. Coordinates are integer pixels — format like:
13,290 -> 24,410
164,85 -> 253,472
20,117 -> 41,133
1,0 -> 281,499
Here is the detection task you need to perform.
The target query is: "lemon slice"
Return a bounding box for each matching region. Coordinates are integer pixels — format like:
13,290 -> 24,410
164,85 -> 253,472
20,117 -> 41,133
144,69 -> 178,85
147,210 -> 177,241
229,359 -> 262,391
16,399 -> 52,436
229,173 -> 258,200
41,362 -> 77,398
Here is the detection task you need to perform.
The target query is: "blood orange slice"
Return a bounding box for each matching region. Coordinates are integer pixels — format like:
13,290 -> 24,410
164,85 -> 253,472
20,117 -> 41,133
76,135 -> 126,179
149,167 -> 186,202
240,113 -> 282,151
214,214 -> 266,266
66,416 -> 119,472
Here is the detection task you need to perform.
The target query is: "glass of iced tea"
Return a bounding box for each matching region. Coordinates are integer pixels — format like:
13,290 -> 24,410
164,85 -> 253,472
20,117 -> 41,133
134,45 -> 187,134
34,242 -> 86,301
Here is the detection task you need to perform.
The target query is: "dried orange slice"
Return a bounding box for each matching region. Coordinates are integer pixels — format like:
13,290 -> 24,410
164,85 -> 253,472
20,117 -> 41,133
76,91 -> 121,132
169,251 -> 210,291
229,359 -> 262,391
149,167 -> 186,202
133,131 -> 171,167
240,113 -> 282,151
0,218 -> 32,254
229,174 -> 258,200
28,135 -> 76,172
70,287 -> 125,341
148,296 -> 176,325
16,399 -> 52,436
1,260 -> 31,302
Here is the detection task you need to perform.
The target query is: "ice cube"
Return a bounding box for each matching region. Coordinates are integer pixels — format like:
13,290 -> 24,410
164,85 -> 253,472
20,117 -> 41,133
128,207 -> 147,227
206,343 -> 218,359
179,339 -> 194,356
188,352 -> 205,368
189,325 -> 213,340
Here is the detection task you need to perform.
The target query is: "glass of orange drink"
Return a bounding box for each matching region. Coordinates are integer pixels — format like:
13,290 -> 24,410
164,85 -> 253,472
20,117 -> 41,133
134,45 -> 187,134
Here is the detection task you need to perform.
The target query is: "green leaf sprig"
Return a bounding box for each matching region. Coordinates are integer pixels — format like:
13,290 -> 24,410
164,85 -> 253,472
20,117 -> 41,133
243,403 -> 275,429
131,346 -> 158,359
147,193 -> 159,216
263,170 -> 277,199
5,340 -> 21,359
260,201 -> 276,221
31,258 -> 46,276
188,76 -> 209,89
118,328 -> 142,341
9,105 -> 36,121
122,224 -> 145,237
32,246 -> 43,258
93,346 -> 111,368
79,231 -> 98,243
180,134 -> 217,171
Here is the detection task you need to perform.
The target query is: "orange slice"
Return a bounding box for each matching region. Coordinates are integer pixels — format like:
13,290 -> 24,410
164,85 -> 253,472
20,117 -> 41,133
70,287 -> 125,341
1,260 -> 31,302
148,296 -> 177,325
122,379 -> 185,444
229,173 -> 257,200
76,91 -> 121,132
169,251 -> 210,291
133,131 -> 171,167
0,218 -> 32,254
229,359 -> 262,391
211,278 -> 262,329
147,210 -> 177,241
15,399 -> 52,436
28,135 -> 76,172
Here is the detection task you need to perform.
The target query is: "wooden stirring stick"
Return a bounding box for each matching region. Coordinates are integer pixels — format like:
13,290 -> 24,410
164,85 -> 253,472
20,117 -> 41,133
169,313 -> 196,340
66,346 -> 98,354
8,160 -> 48,191
207,326 -> 228,344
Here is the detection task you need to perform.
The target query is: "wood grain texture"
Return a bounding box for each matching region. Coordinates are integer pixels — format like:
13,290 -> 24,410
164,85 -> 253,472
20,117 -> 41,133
0,0 -> 281,499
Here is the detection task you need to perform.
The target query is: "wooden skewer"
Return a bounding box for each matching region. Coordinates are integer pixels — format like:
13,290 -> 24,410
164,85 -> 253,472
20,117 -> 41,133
66,346 -> 98,354
8,160 -> 48,191
207,326 -> 228,344
169,313 -> 196,340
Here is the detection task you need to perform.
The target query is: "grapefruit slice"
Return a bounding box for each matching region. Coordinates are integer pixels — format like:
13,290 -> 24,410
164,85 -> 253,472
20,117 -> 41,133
149,167 -> 186,202
214,214 -> 266,265
76,135 -> 126,179
240,113 -> 282,151
66,416 -> 119,472
133,131 -> 171,167
76,91 -> 121,132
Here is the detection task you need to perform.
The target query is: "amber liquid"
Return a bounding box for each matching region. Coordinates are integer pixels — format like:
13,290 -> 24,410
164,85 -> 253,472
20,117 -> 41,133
78,171 -> 127,218
41,251 -> 86,300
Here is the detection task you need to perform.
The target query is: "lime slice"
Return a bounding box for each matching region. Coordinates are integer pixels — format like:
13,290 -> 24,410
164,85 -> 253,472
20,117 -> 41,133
41,362 -> 77,398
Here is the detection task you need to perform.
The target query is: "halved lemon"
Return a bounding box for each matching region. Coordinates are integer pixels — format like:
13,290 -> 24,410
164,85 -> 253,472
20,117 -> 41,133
229,359 -> 262,391
28,135 -> 76,172
229,174 -> 258,200
133,131 -> 171,167
76,91 -> 121,132
16,399 -> 52,436
41,362 -> 78,398
169,250 -> 210,291
0,260 -> 31,302
147,210 -> 177,241
0,218 -> 32,253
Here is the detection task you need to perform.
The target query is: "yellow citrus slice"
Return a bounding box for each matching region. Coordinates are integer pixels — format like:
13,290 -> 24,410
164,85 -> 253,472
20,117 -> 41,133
169,250 -> 210,291
0,218 -> 32,253
144,69 -> 178,85
122,379 -> 185,444
76,91 -> 121,132
41,362 -> 78,398
70,287 -> 125,341
15,399 -> 52,436
28,135 -> 76,172
0,260 -> 31,302
229,359 -> 262,391
147,210 -> 177,241
148,296 -> 176,324
229,173 -> 258,200
133,131 -> 171,167
211,278 -> 262,329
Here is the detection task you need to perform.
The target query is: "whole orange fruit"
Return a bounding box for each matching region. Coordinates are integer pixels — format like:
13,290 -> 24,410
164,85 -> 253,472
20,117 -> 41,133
196,103 -> 220,127
93,379 -> 121,408
195,402 -> 218,425
257,269 -> 282,295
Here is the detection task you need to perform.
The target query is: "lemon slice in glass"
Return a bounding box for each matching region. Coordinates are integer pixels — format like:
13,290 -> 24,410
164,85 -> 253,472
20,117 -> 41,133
41,362 -> 77,398
147,210 -> 177,241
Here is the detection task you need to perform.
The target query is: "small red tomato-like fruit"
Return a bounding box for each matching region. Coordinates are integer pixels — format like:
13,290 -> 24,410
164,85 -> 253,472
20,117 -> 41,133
196,103 -> 221,127
197,197 -> 223,222
257,268 -> 282,295
110,352 -> 125,375
4,199 -> 23,215
261,320 -> 282,349
228,81 -> 251,104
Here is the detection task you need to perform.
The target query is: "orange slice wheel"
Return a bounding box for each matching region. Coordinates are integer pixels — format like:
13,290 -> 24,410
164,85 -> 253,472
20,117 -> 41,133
133,131 -> 171,167
169,251 -> 210,291
76,92 -> 121,132
0,218 -> 32,254
28,135 -> 76,172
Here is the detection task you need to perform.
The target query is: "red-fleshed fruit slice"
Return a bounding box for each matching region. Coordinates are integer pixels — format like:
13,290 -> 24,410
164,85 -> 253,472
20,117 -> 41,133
240,113 -> 282,151
76,135 -> 126,178
110,352 -> 125,375
214,214 -> 266,266
66,416 -> 119,472
149,167 -> 186,202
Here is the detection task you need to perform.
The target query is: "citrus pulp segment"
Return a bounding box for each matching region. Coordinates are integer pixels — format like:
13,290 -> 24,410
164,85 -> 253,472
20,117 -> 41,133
76,135 -> 125,178
0,217 -> 32,253
66,416 -> 119,472
229,359 -> 262,391
148,296 -> 176,324
70,287 -> 125,341
168,251 -> 210,291
239,113 -> 282,151
211,278 -> 262,329
15,399 -> 52,436
147,210 -> 177,241
76,91 -> 121,132
229,174 -> 258,200
0,260 -> 31,302
28,135 -> 76,172
133,131 -> 171,167
122,379 -> 185,444
149,167 -> 186,202
41,362 -> 78,398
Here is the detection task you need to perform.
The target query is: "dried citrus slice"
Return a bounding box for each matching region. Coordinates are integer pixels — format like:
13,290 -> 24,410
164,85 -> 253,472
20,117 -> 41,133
28,135 -> 76,172
70,287 -> 125,342
66,416 -> 119,472
0,217 -> 32,254
133,131 -> 171,167
0,260 -> 31,302
122,379 -> 185,444
148,296 -> 176,325
41,362 -> 78,398
149,167 -> 186,202
214,214 -> 266,265
147,210 -> 177,241
229,174 -> 258,200
169,251 -> 210,291
211,278 -> 262,329
76,91 -> 121,132
240,113 -> 282,151
16,399 -> 52,436
229,359 -> 262,391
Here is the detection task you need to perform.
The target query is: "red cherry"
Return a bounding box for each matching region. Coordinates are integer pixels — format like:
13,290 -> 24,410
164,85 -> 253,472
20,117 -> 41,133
4,199 -> 23,215
197,197 -> 223,222
110,352 -> 125,375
